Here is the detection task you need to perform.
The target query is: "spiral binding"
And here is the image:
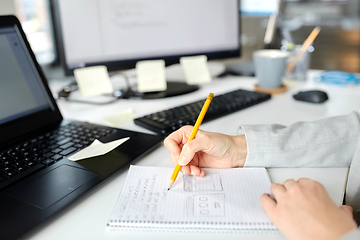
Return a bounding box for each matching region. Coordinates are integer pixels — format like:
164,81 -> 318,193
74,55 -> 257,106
107,219 -> 278,233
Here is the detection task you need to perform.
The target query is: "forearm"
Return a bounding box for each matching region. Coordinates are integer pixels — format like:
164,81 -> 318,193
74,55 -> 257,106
241,111 -> 360,168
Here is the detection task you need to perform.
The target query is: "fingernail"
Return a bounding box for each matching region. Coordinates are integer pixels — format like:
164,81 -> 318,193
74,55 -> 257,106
178,155 -> 187,165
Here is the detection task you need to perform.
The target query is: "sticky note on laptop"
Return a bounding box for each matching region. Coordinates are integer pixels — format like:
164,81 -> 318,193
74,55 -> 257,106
74,66 -> 114,97
180,55 -> 212,85
68,137 -> 130,161
136,60 -> 167,92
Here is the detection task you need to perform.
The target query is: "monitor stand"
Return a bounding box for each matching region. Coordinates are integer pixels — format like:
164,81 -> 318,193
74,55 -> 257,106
121,81 -> 199,99
225,61 -> 255,77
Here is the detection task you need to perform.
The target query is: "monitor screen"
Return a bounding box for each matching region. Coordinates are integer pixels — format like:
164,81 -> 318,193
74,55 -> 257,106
52,0 -> 240,75
0,25 -> 54,125
241,0 -> 279,16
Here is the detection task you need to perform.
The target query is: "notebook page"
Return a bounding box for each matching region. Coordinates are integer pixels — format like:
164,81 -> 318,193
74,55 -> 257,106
108,165 -> 275,231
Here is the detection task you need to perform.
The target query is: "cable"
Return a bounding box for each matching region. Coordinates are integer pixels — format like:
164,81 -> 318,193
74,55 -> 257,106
57,72 -> 135,104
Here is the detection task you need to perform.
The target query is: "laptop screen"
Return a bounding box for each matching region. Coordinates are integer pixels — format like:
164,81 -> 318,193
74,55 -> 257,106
0,25 -> 54,125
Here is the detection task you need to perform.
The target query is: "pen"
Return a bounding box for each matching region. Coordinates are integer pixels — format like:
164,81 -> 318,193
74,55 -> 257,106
284,26 -> 321,76
167,93 -> 214,190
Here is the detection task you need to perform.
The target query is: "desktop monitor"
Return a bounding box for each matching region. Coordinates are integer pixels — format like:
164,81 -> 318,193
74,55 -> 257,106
52,0 -> 240,76
241,0 -> 279,16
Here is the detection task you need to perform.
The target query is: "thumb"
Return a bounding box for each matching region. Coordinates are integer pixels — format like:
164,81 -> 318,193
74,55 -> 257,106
339,205 -> 354,217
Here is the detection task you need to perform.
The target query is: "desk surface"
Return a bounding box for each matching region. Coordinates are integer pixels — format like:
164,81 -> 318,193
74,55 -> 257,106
24,70 -> 359,240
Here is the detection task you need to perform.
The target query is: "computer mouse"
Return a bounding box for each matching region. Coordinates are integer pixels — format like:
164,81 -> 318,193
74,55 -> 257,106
293,90 -> 328,103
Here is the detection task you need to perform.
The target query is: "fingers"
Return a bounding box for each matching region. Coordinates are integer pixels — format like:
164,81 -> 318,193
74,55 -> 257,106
164,126 -> 194,147
283,179 -> 297,190
181,165 -> 191,175
270,183 -> 286,200
164,127 -> 191,155
270,179 -> 297,201
260,193 -> 277,215
180,165 -> 205,177
164,126 -> 194,166
189,165 -> 205,177
297,178 -> 312,184
339,205 -> 354,217
177,136 -> 208,165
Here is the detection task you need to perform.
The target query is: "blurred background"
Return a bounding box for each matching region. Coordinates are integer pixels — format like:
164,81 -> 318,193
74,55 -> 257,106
0,0 -> 359,72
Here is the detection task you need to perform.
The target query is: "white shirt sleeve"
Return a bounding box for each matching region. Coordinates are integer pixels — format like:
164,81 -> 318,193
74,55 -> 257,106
240,111 -> 360,168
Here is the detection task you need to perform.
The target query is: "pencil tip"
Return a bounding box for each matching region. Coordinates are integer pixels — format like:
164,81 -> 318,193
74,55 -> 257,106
167,188 -> 170,191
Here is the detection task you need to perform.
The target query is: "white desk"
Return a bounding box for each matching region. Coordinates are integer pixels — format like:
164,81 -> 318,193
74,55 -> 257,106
24,70 -> 359,240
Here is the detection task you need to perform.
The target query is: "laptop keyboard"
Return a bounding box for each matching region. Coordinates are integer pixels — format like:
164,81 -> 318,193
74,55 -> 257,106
0,123 -> 116,185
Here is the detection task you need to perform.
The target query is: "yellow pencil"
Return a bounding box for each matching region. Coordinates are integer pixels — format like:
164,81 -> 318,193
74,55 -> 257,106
167,93 -> 214,190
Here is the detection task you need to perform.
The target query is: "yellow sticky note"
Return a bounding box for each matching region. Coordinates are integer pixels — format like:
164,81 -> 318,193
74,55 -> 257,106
74,66 -> 114,97
180,55 -> 212,85
136,60 -> 167,92
103,108 -> 137,127
68,137 -> 130,161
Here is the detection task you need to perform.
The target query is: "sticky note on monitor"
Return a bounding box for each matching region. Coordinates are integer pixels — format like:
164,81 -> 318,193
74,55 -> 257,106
180,55 -> 212,85
136,60 -> 167,92
103,108 -> 137,127
74,66 -> 114,97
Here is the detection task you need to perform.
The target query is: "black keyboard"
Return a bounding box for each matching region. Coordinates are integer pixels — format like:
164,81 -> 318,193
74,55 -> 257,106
134,88 -> 271,135
0,123 -> 116,187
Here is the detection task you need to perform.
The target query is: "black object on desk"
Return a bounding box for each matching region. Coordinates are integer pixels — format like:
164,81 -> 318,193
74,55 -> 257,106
134,89 -> 271,135
0,16 -> 163,240
122,82 -> 199,99
293,90 -> 329,103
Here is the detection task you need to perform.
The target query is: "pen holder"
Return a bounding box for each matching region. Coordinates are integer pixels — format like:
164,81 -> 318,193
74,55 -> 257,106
286,45 -> 314,81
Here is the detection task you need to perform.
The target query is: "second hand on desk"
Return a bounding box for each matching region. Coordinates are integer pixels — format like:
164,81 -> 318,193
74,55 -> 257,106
167,93 -> 214,190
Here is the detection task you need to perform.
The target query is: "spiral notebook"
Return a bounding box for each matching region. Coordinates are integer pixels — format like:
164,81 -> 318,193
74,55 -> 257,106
107,165 -> 277,233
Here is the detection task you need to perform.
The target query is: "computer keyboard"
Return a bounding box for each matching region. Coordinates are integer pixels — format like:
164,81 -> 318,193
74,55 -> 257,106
0,123 -> 116,186
134,88 -> 271,135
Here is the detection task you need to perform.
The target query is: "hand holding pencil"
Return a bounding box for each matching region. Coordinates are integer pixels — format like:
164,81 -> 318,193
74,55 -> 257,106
164,93 -> 248,190
167,93 -> 214,190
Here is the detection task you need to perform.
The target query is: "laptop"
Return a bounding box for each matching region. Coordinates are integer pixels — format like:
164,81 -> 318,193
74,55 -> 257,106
0,15 -> 163,240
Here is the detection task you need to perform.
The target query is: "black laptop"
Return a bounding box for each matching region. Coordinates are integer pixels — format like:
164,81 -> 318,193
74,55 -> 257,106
0,15 -> 163,240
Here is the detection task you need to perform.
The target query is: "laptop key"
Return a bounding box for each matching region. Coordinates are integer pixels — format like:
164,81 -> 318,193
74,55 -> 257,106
0,163 -> 45,190
45,152 -> 55,158
74,144 -> 83,148
17,166 -> 26,172
4,166 -> 13,172
60,142 -> 74,149
41,159 -> 54,165
48,144 -> 59,150
57,137 -> 72,145
5,171 -> 18,178
27,162 -> 36,167
51,154 -> 63,161
51,148 -> 63,154
59,147 -> 77,156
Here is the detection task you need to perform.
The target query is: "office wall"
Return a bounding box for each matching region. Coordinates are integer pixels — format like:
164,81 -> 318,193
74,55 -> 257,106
238,1 -> 360,73
282,1 -> 360,73
0,0 -> 16,15
292,26 -> 359,73
1,0 -> 359,72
